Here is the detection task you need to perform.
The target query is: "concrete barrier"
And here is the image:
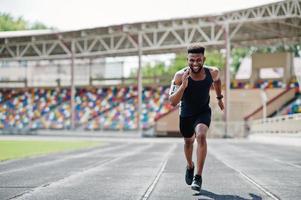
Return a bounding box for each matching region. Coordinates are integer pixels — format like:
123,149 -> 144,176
248,113 -> 301,134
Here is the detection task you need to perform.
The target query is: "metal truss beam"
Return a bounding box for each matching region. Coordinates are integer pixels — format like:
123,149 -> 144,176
0,0 -> 300,61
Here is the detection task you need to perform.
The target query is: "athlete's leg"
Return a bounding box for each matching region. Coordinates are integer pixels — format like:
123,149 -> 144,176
180,116 -> 196,185
195,123 -> 208,176
184,135 -> 195,168
184,134 -> 195,185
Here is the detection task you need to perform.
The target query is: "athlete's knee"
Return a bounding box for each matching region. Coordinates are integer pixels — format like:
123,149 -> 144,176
196,132 -> 206,144
184,137 -> 194,147
195,124 -> 208,145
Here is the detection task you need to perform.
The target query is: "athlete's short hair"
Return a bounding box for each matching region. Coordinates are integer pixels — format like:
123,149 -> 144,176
187,43 -> 205,54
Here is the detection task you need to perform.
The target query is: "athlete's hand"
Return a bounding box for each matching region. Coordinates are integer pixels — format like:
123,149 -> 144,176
181,69 -> 190,89
218,99 -> 224,111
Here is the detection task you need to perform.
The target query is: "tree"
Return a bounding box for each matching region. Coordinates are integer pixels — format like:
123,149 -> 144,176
31,22 -> 48,30
254,44 -> 301,57
231,48 -> 250,73
0,12 -> 48,31
166,53 -> 186,76
129,50 -> 225,79
0,13 -> 26,31
205,50 -> 224,69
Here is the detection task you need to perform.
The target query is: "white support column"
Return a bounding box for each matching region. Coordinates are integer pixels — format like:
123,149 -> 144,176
89,58 -> 92,86
70,41 -> 76,129
137,32 -> 143,134
224,22 -> 231,137
260,89 -> 268,119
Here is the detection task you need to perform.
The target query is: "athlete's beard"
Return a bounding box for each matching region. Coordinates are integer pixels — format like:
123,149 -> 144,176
189,65 -> 203,74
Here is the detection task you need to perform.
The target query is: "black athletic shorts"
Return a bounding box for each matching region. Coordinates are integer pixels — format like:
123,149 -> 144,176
179,108 -> 211,138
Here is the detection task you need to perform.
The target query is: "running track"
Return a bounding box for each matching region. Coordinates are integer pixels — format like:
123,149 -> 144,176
0,136 -> 300,200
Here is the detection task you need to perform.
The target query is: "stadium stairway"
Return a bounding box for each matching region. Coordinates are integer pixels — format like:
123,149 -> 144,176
275,93 -> 301,116
244,87 -> 298,120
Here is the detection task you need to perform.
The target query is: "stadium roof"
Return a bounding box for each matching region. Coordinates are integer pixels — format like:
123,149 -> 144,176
0,0 -> 300,61
0,30 -> 58,39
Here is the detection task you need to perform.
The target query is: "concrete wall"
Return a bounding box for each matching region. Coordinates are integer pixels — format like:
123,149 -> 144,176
248,113 -> 301,134
155,108 -> 180,136
251,52 -> 293,84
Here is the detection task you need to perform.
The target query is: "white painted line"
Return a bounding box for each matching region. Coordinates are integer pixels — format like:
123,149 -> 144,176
8,158 -> 116,200
239,171 -> 280,200
141,143 -> 177,200
273,158 -> 301,169
12,143 -> 155,200
209,152 -> 281,200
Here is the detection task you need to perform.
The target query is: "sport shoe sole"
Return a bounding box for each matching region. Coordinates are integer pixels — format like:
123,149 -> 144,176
191,185 -> 201,191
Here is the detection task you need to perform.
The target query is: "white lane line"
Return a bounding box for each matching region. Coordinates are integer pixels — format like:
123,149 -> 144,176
209,151 -> 281,200
238,171 -> 280,200
141,143 -> 177,200
12,143 -> 155,200
217,143 -> 301,170
236,144 -> 301,170
0,143 -> 129,175
272,158 -> 301,169
7,158 -> 115,200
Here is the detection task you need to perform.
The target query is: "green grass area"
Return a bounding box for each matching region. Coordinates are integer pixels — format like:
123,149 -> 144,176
0,140 -> 102,161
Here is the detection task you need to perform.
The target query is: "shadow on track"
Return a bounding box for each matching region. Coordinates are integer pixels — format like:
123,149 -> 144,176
193,189 -> 262,200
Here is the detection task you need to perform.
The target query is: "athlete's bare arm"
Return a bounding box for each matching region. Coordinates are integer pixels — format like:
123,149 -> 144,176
208,67 -> 224,111
168,68 -> 190,106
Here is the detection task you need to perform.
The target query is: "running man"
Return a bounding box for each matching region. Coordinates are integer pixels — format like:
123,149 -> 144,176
168,43 -> 224,191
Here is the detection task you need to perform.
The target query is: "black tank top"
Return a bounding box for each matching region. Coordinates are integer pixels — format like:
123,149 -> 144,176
180,67 -> 213,117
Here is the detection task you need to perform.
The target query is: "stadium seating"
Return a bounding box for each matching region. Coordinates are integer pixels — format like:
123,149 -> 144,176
0,86 -> 172,130
0,88 -> 69,129
1,79 -> 299,130
230,79 -> 299,89
84,86 -> 172,130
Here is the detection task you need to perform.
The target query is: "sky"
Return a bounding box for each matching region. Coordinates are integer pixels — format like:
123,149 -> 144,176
0,0 -> 280,31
